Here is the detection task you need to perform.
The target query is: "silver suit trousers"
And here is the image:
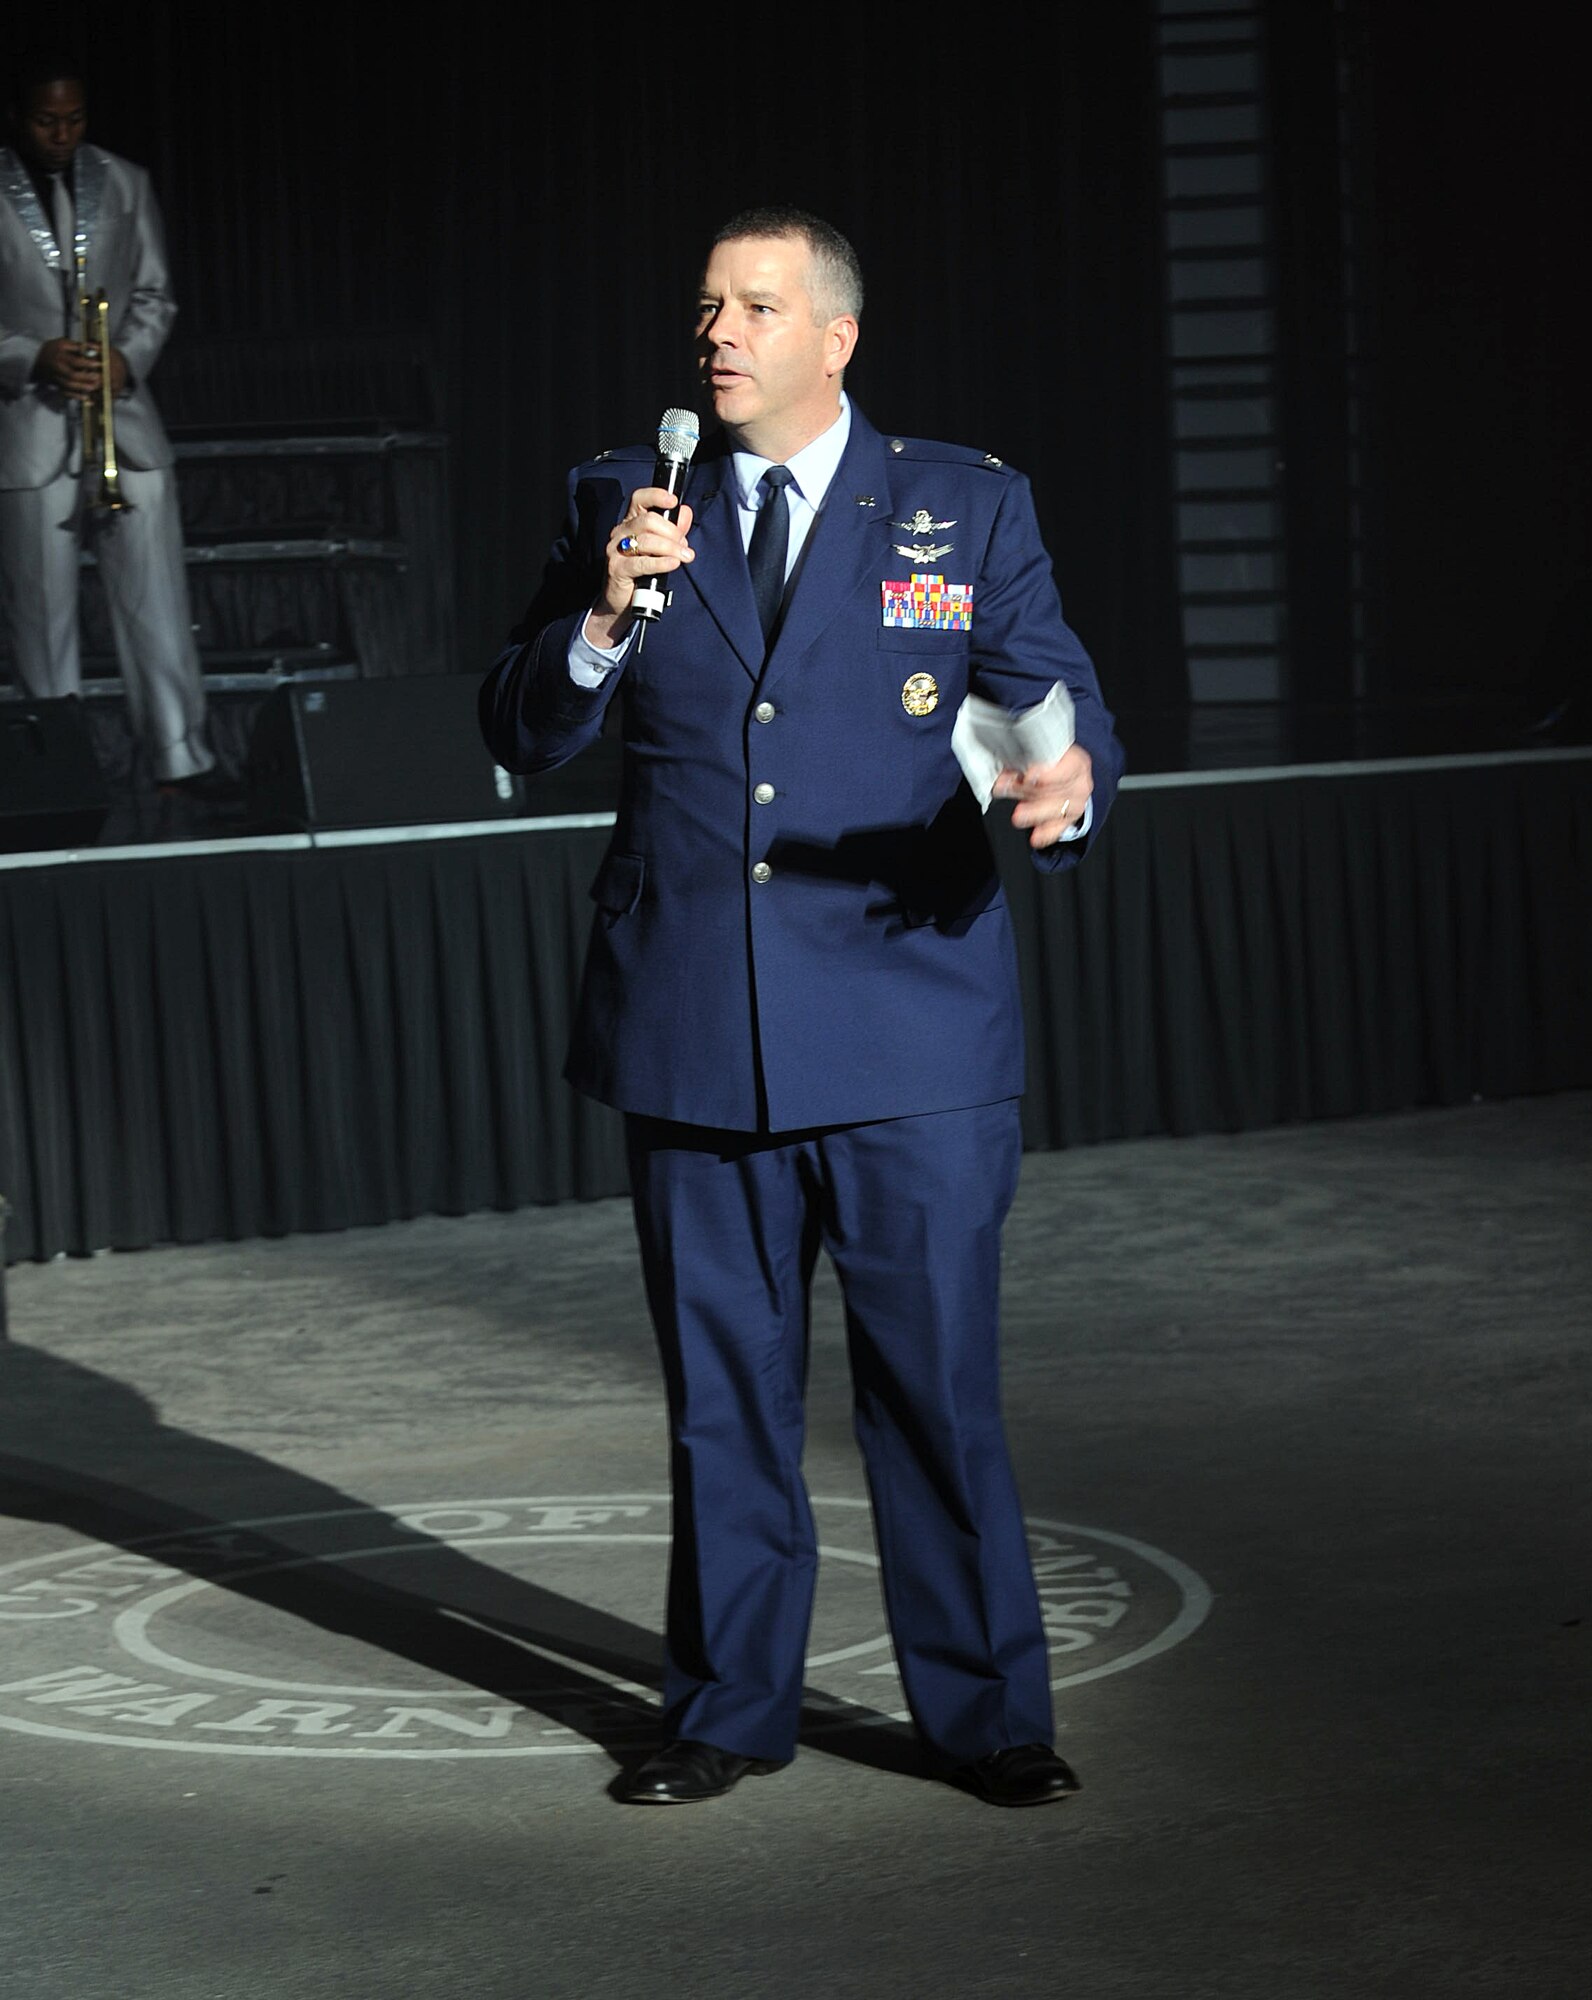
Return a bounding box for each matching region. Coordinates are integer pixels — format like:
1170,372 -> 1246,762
0,463 -> 212,781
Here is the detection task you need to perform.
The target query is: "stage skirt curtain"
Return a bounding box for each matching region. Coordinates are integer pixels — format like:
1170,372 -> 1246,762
1008,759 -> 1592,1148
2,760 -> 1589,1263
0,830 -> 627,1263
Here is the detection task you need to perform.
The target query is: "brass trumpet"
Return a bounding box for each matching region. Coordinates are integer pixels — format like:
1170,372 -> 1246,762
75,253 -> 130,513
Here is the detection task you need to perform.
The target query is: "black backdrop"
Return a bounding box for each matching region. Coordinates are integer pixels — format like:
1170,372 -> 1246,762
1352,10 -> 1590,707
1264,4 -> 1591,711
4,6 -> 1183,703
4,7 -> 1586,711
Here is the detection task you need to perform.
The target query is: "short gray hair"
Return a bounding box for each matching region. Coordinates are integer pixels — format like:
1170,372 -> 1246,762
711,206 -> 864,324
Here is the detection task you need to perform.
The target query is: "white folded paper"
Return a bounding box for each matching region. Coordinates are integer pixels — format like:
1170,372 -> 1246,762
950,683 -> 1077,812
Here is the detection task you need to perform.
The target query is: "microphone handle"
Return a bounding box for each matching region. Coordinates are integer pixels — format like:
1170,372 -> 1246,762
630,452 -> 691,628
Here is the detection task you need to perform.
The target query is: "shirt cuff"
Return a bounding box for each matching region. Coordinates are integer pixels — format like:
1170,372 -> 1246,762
568,614 -> 636,686
1060,799 -> 1093,842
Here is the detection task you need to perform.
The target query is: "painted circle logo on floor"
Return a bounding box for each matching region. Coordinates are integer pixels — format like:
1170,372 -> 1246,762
0,1497 -> 1211,1759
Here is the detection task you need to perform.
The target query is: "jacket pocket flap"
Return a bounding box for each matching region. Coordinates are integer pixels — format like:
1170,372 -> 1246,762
589,849 -> 646,916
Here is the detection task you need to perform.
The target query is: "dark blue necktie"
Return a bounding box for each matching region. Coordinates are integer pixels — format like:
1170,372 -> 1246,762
747,465 -> 795,643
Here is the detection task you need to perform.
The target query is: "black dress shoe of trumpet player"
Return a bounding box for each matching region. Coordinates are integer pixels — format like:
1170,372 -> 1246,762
158,765 -> 242,806
952,1743 -> 1082,1807
610,1738 -> 785,1804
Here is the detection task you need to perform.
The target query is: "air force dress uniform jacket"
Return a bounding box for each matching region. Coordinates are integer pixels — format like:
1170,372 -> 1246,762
480,406 -> 1123,1135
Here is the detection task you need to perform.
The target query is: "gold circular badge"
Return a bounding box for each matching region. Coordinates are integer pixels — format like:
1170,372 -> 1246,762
901,672 -> 939,716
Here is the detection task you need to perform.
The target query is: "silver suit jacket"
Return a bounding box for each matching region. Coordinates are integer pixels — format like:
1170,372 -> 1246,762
0,144 -> 177,490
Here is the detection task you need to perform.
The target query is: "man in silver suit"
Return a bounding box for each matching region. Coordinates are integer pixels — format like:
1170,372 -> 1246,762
0,53 -> 217,789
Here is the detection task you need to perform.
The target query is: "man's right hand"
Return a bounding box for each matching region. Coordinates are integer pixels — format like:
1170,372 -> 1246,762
586,487 -> 697,650
33,337 -> 102,400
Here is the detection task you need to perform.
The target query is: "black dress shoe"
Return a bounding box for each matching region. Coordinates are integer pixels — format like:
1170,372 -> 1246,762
158,766 -> 242,805
952,1743 -> 1082,1807
610,1738 -> 785,1804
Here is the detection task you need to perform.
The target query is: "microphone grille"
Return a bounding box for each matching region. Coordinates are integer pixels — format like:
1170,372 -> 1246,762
657,407 -> 701,461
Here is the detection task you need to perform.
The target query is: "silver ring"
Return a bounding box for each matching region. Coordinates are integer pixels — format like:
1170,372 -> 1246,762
618,535 -> 638,555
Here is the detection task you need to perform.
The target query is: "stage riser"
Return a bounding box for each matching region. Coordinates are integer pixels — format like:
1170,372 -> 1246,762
1,761 -> 1588,1263
0,435 -> 454,684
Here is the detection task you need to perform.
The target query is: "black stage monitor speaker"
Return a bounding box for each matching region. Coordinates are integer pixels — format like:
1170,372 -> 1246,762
0,697 -> 111,854
247,676 -> 519,832
249,677 -> 518,831
248,675 -> 622,831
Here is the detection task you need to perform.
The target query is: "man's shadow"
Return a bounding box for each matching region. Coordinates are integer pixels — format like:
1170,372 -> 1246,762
0,1337 -> 924,1777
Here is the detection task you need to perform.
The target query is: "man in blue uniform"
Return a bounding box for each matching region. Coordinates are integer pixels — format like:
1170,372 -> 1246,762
481,207 -> 1123,1806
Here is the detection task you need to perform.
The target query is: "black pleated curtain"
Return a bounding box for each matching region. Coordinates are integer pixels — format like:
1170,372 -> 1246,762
4,763 -> 1588,1263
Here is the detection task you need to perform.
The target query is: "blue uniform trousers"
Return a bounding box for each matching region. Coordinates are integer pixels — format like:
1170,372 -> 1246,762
624,1098 -> 1054,1766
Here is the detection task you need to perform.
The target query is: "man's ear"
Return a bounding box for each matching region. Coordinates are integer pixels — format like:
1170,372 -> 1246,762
824,315 -> 859,378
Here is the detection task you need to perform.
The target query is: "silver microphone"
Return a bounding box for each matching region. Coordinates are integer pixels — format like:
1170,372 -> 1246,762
631,407 -> 701,631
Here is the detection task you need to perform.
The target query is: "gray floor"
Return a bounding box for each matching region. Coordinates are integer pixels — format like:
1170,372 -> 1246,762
2,1095 -> 1587,1999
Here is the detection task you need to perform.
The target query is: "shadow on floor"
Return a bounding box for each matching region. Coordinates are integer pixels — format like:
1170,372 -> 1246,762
0,1337 -> 924,1777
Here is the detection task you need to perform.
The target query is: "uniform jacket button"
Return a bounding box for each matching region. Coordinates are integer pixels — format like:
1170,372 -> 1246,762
753,783 -> 775,804
751,861 -> 773,884
753,701 -> 776,723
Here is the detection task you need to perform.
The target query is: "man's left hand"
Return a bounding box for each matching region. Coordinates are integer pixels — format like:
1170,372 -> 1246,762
993,743 -> 1094,848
